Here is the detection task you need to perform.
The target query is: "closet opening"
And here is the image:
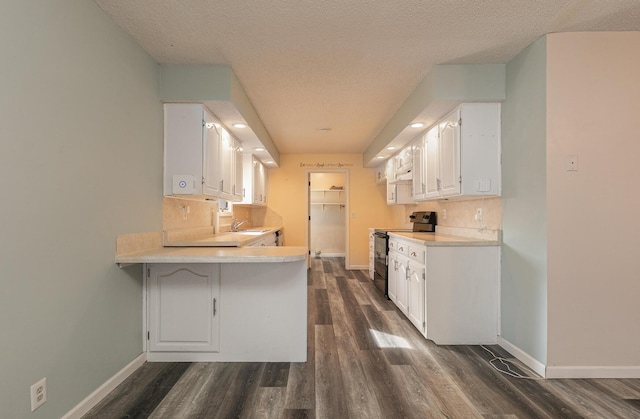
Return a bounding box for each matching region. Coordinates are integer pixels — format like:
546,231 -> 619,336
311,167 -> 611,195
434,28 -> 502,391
307,171 -> 349,267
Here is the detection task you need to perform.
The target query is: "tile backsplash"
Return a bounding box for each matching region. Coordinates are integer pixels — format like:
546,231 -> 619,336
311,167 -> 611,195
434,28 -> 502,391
163,196 -> 218,231
400,197 -> 502,231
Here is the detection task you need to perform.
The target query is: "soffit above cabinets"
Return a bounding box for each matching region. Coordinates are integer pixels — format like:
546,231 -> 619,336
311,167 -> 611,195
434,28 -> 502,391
160,65 -> 280,167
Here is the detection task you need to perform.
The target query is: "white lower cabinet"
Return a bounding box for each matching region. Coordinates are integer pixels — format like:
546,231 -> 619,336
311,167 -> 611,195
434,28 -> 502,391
387,235 -> 499,344
148,264 -> 220,352
407,259 -> 426,334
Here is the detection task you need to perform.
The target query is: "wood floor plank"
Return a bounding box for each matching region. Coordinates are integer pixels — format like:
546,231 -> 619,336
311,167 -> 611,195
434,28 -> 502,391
352,269 -> 370,283
388,364 -> 449,418
85,362 -> 190,419
315,325 -> 349,418
334,332 -> 384,419
248,387 -> 286,419
213,362 -> 264,418
260,362 -> 290,387
322,260 -> 332,273
335,276 -> 378,350
380,310 -> 483,418
314,288 -> 332,325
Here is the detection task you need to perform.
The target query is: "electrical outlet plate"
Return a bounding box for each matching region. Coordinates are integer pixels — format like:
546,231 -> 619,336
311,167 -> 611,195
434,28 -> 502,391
30,377 -> 47,411
475,208 -> 483,221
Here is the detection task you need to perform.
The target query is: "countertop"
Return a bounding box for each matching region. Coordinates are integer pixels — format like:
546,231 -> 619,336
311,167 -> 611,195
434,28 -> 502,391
115,245 -> 307,265
115,227 -> 304,266
163,226 -> 282,247
388,231 -> 500,246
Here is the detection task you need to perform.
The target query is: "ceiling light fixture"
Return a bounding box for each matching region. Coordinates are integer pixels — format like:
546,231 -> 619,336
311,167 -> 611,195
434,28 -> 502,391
386,146 -> 395,150
232,123 -> 247,129
264,160 -> 274,164
410,122 -> 425,128
254,147 -> 265,152
376,155 -> 384,159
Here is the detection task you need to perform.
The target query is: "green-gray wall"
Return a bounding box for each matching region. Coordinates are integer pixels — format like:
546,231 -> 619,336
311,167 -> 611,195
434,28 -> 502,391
501,37 -> 548,364
0,1 -> 162,417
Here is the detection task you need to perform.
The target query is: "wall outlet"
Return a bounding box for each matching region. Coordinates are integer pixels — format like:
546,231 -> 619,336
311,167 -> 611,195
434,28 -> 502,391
475,208 -> 483,221
30,377 -> 47,411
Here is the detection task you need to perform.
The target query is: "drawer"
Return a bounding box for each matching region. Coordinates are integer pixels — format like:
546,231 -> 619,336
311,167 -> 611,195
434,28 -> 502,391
407,244 -> 425,264
394,240 -> 409,256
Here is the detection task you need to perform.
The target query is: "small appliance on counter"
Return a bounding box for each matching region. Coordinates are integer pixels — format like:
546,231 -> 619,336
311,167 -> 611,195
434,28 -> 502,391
409,211 -> 437,232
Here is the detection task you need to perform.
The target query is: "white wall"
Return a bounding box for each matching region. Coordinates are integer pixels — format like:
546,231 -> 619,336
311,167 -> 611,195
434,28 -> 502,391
546,32 -> 640,369
0,1 -> 162,417
501,37 -> 548,364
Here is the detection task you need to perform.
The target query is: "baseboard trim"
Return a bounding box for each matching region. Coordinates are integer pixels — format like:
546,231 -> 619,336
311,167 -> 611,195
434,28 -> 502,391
498,336 -> 546,378
545,365 -> 640,379
62,353 -> 146,419
348,264 -> 368,270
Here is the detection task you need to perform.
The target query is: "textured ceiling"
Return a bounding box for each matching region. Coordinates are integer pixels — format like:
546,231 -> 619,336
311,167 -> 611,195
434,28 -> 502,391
95,0 -> 640,154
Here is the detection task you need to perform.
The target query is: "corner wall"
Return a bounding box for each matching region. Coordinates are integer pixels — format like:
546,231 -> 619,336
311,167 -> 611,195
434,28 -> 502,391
0,1 -> 162,416
501,37 -> 548,365
546,32 -> 640,371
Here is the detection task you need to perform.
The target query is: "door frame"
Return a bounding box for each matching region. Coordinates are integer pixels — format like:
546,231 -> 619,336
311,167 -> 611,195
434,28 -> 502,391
306,170 -> 350,268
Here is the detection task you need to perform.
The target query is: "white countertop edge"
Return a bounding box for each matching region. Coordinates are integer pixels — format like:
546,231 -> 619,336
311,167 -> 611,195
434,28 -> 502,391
115,246 -> 308,265
388,231 -> 501,246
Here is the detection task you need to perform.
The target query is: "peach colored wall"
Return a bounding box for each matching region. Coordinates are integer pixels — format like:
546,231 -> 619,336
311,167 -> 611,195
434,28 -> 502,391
268,154 -> 399,267
547,32 -> 640,368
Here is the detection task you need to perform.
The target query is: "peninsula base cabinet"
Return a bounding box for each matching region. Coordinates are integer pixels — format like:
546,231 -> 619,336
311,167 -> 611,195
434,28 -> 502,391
145,261 -> 307,362
388,237 -> 499,344
148,264 -> 220,353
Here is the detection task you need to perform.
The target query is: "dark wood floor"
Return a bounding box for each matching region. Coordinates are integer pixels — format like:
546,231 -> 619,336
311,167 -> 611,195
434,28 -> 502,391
84,257 -> 640,418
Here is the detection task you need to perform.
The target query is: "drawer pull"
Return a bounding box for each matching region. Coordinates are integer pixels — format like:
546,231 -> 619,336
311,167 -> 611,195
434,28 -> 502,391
399,246 -> 404,251
411,251 -> 417,257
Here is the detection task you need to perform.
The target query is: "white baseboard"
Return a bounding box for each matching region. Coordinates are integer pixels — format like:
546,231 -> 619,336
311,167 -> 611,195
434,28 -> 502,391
62,353 -> 146,419
348,264 -> 368,270
498,336 -> 546,378
313,253 -> 345,257
545,365 -> 640,379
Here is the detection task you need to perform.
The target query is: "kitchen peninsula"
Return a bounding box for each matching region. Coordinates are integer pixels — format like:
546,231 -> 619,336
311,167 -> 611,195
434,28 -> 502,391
116,230 -> 307,363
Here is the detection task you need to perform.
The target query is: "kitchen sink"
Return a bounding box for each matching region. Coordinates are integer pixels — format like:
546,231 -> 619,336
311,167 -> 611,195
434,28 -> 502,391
237,229 -> 269,235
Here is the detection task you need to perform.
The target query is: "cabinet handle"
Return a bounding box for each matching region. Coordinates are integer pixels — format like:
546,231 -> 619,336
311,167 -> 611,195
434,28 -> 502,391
411,251 -> 416,257
213,298 -> 217,316
399,246 -> 404,252
220,179 -> 224,190
242,187 -> 245,197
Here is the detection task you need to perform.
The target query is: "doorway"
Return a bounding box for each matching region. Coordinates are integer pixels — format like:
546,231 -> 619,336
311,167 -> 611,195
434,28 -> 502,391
307,171 -> 349,265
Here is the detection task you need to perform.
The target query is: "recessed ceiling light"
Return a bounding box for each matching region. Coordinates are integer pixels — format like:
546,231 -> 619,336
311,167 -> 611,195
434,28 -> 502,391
386,146 -> 395,150
376,155 -> 385,159
410,122 -> 425,128
264,160 -> 274,164
232,123 -> 247,129
254,147 -> 265,152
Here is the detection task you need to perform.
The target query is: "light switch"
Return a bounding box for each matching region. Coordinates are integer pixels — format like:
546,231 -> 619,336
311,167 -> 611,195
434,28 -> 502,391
566,154 -> 578,171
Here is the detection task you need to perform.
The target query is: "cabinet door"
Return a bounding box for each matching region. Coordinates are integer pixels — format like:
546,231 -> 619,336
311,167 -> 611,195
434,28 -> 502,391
254,158 -> 266,205
202,111 -> 221,196
424,126 -> 440,199
219,129 -> 234,198
148,264 -> 220,352
387,252 -> 398,302
232,139 -> 244,201
438,108 -> 461,197
395,254 -> 409,314
412,136 -> 426,200
407,260 -> 426,334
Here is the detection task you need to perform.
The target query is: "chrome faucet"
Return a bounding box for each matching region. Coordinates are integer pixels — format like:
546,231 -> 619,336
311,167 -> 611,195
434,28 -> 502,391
230,219 -> 248,232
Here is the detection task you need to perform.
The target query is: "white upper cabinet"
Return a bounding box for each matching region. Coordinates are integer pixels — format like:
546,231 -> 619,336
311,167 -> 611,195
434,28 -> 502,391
420,103 -> 501,200
218,130 -> 243,201
240,153 -> 267,206
411,135 -> 426,200
164,103 -> 243,201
